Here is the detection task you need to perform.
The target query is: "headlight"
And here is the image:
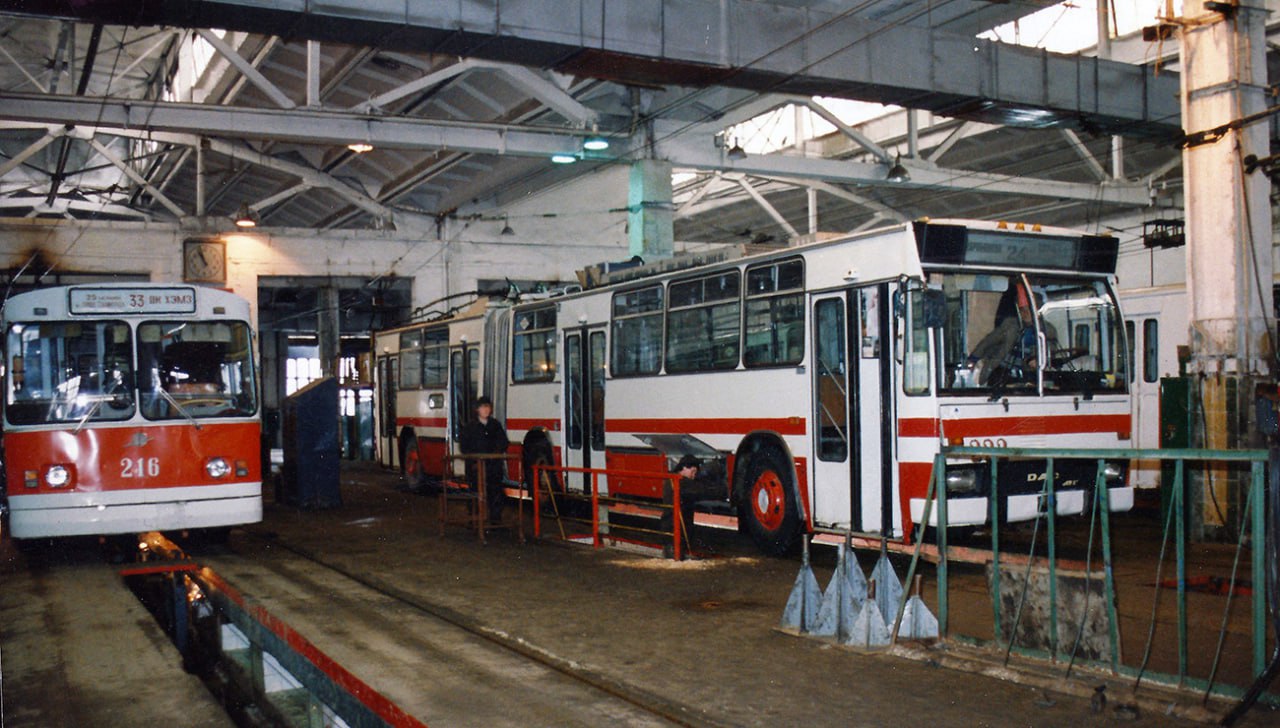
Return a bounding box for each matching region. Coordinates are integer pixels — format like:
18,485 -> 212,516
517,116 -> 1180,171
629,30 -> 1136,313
206,458 -> 232,478
945,468 -> 981,495
1102,461 -> 1125,485
45,465 -> 70,488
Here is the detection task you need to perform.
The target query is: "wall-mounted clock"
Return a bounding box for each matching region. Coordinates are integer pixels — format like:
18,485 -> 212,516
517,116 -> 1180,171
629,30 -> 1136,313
183,239 -> 226,283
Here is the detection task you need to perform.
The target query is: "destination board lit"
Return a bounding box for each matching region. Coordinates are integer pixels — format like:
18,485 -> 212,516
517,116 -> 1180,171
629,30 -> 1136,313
69,287 -> 197,315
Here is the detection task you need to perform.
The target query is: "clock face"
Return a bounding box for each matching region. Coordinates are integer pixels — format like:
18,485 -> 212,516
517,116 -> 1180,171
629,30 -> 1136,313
184,240 -> 226,283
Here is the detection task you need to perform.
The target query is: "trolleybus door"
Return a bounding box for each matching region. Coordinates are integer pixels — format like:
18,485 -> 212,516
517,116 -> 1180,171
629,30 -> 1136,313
376,355 -> 398,468
563,328 -> 607,495
810,286 -> 890,534
448,343 -> 480,477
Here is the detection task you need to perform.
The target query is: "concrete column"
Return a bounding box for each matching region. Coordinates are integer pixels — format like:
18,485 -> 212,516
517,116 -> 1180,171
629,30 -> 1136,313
317,286 -> 340,379
1179,1 -> 1273,537
628,159 -> 674,260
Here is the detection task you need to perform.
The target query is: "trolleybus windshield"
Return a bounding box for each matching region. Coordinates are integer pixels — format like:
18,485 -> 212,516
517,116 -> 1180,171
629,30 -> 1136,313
137,320 -> 257,419
935,272 -> 1125,396
5,320 -> 135,425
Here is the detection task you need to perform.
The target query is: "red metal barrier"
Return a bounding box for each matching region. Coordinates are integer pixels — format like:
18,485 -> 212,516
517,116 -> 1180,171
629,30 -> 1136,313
531,464 -> 686,559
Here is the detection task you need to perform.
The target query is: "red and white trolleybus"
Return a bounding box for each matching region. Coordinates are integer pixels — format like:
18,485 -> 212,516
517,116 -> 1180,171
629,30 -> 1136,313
1,283 -> 262,539
375,219 -> 1134,554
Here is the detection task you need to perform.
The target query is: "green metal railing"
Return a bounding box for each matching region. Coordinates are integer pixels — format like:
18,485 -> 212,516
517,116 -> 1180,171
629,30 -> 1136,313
902,446 -> 1272,702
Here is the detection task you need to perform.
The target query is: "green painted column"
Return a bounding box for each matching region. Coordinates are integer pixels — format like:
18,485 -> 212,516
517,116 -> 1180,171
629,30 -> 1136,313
628,159 -> 673,261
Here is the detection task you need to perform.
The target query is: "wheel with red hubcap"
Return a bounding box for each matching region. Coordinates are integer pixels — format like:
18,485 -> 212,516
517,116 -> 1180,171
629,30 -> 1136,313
738,445 -> 801,555
401,434 -> 425,489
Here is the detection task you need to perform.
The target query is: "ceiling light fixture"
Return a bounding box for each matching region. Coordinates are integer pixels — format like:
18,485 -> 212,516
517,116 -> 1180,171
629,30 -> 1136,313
727,140 -> 748,161
583,124 -> 609,151
233,202 -> 258,228
500,216 -> 515,235
551,153 -> 578,164
886,154 -> 910,183
347,141 -> 374,153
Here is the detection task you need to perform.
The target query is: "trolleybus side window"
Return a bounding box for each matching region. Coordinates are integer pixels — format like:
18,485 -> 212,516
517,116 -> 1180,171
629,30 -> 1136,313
138,321 -> 257,419
512,306 -> 556,382
399,329 -> 423,390
900,287 -> 933,396
1125,320 -> 1137,383
744,258 -> 804,367
5,320 -> 135,425
611,285 -> 664,376
666,270 -> 741,373
422,328 -> 448,387
1142,319 -> 1158,383
814,298 -> 849,461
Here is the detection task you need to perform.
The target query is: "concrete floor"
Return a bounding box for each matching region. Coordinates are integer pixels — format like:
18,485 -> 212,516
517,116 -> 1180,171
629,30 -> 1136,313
2,462 -> 1277,727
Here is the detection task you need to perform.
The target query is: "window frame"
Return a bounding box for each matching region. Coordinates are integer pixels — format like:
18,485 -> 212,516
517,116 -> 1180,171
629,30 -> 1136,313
664,269 -> 742,374
610,283 -> 665,377
742,257 -> 806,369
512,305 -> 558,383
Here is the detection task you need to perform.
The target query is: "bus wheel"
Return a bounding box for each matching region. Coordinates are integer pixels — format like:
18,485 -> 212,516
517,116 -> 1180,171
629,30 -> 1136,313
739,446 -> 800,556
522,438 -> 560,496
401,436 -> 425,490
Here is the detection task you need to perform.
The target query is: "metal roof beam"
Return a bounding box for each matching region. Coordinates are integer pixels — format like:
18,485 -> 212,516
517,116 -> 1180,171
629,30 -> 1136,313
804,99 -> 892,164
86,137 -> 186,217
659,123 -> 1151,206
0,129 -> 64,179
0,92 -> 595,158
14,0 -> 1183,136
195,28 -> 294,109
488,63 -> 597,127
734,175 -> 798,238
351,59 -> 481,113
1059,128 -> 1110,182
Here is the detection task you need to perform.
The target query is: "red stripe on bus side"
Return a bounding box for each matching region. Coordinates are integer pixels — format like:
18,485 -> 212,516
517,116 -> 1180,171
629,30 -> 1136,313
398,416 -> 447,428
898,460 -> 934,543
898,418 -> 940,438
943,413 -> 1130,439
606,417 -> 806,436
507,418 -> 559,432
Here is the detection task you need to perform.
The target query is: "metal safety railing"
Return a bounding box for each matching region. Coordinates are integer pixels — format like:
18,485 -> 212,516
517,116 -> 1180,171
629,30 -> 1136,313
439,452 -> 526,543
531,463 -> 690,559
904,445 -> 1275,705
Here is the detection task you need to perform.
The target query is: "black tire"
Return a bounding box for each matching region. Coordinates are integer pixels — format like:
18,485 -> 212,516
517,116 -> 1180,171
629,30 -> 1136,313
522,436 -> 560,495
737,445 -> 801,556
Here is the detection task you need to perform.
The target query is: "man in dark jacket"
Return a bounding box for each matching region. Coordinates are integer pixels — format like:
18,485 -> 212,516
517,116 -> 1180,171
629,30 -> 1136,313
459,395 -> 509,522
659,454 -> 721,559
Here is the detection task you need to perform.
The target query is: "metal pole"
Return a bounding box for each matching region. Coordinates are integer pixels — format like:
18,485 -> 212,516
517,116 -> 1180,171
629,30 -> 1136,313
990,457 -> 1002,645
1251,460 -> 1266,676
1097,459 -> 1121,671
937,454 -> 949,637
1176,458 -> 1188,684
533,466 -> 541,539
1046,456 -> 1058,658
591,471 -> 600,548
673,477 -> 683,561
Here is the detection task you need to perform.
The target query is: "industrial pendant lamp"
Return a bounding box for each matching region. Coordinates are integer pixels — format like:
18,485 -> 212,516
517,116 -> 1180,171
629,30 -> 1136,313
886,154 -> 910,183
233,202 -> 258,228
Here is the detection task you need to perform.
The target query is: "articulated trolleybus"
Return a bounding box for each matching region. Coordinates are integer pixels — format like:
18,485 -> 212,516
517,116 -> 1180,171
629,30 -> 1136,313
377,220 -> 1133,553
1,283 -> 262,539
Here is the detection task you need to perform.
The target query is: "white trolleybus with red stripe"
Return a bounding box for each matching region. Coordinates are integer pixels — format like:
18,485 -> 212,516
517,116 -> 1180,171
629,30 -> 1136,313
1,283 -> 262,540
374,219 -> 1134,554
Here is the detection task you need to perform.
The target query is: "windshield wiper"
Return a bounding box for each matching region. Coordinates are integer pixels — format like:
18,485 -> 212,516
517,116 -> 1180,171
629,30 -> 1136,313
155,387 -> 202,430
72,397 -> 104,434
